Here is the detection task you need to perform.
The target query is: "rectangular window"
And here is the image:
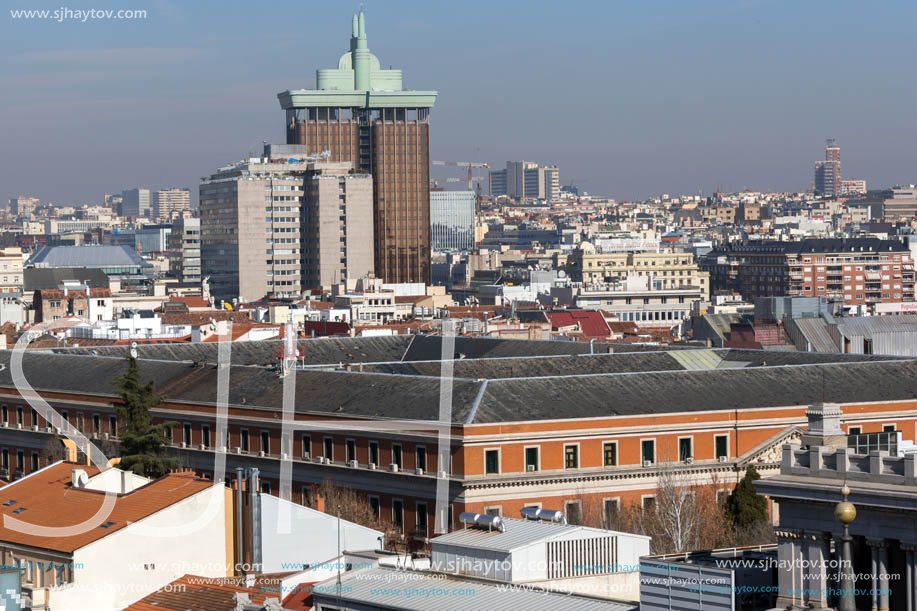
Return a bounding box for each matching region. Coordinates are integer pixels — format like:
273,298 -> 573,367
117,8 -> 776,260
183,423 -> 192,446
346,439 -> 356,463
564,445 -> 579,469
16,451 -> 23,473
392,499 -> 404,531
883,424 -> 896,433
603,442 -> 617,467
524,447 -> 539,471
679,437 -> 693,461
369,441 -> 379,465
715,435 -> 728,459
643,495 -> 656,510
260,479 -> 271,494
109,416 -> 118,437
260,430 -> 270,454
369,496 -> 380,520
415,446 -> 426,471
30,452 -> 38,472
848,426 -> 861,436
484,449 -> 499,475
392,444 -> 402,469
1,405 -> 7,424
92,414 -> 100,433
416,501 -> 428,534
15,407 -> 21,426
202,425 -> 211,448
240,429 -> 250,452
565,501 -> 582,526
603,498 -> 620,529
302,433 -> 311,458
641,439 -> 655,464
324,437 -> 333,461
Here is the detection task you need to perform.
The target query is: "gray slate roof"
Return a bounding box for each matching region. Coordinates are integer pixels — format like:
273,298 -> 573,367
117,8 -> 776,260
27,245 -> 148,269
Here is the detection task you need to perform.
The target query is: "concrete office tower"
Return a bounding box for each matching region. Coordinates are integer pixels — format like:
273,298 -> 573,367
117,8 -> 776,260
489,161 -> 560,201
814,138 -> 842,197
121,187 -> 151,218
168,216 -> 201,283
200,145 -> 373,302
153,188 -> 191,221
277,10 -> 437,284
9,196 -> 39,216
430,190 -> 475,251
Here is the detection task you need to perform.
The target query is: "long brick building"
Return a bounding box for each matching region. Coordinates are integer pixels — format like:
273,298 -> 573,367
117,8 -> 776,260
0,336 -> 916,546
701,238 -> 916,308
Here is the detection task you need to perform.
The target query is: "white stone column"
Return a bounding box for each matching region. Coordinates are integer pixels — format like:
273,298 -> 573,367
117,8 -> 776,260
804,530 -> 830,608
902,544 -> 915,611
776,528 -> 804,608
867,539 -> 880,611
877,540 -> 889,611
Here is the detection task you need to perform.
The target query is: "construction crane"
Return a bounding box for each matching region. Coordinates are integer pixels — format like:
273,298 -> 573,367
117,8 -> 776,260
432,160 -> 490,192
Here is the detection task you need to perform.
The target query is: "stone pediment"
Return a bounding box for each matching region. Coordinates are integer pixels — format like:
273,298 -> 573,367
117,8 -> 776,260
738,425 -> 805,467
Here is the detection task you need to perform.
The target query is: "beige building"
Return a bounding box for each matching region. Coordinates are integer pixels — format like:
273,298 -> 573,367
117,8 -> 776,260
566,244 -> 710,300
9,196 -> 38,216
152,188 -> 191,221
200,146 -> 373,302
0,247 -> 24,293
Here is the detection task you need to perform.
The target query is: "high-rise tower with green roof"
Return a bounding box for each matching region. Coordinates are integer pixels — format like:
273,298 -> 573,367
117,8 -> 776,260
278,10 -> 437,284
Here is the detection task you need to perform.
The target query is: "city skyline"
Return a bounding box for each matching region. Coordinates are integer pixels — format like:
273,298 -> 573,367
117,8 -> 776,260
2,0 -> 916,206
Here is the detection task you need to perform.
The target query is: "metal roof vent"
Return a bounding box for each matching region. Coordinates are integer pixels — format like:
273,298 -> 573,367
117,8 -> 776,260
71,469 -> 89,488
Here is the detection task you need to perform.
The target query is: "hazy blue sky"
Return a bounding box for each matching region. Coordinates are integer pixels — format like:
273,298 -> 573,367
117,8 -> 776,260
2,0 -> 915,205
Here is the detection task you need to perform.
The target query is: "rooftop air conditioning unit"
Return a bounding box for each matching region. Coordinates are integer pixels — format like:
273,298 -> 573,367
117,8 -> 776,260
258,451 -> 266,457
199,444 -> 207,451
102,432 -> 109,440
180,442 -> 187,449
31,424 -> 38,431
15,423 -> 21,430
314,456 -> 324,464
718,455 -> 729,463
349,459 -> 358,468
1,422 -> 8,428
526,465 -> 535,472
643,460 -> 653,467
368,462 -> 377,470
390,464 -> 399,473
415,468 -> 423,476
302,452 -> 310,460
281,452 -> 288,460
218,446 -> 227,453
685,457 -> 694,464
233,447 -> 242,454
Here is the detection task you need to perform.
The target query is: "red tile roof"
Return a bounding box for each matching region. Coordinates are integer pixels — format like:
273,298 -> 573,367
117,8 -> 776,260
124,574 -> 283,610
544,310 -> 611,339
168,295 -> 210,309
0,463 -> 212,553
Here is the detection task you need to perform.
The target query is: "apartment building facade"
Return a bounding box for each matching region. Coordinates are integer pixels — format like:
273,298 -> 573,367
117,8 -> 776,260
200,150 -> 373,302
152,188 -> 191,221
702,238 -> 916,308
566,246 -> 710,300
0,247 -> 23,293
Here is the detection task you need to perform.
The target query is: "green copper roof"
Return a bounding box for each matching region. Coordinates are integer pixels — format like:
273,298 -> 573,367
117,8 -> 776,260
277,10 -> 436,110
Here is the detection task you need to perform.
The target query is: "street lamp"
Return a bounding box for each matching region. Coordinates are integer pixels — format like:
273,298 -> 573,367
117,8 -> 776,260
834,483 -> 857,611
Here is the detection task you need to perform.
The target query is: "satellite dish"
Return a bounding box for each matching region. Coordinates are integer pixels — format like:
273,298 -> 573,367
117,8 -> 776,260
130,341 -> 139,359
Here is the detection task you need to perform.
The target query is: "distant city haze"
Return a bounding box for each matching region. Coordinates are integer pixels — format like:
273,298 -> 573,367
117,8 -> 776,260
1,0 -> 915,205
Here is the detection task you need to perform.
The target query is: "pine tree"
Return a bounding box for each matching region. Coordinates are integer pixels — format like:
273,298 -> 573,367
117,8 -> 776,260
724,465 -> 773,545
111,357 -> 178,478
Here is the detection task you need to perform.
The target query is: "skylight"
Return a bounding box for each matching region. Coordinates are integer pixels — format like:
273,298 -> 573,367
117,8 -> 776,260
99,521 -> 116,529
2,500 -> 15,507
11,508 -> 26,514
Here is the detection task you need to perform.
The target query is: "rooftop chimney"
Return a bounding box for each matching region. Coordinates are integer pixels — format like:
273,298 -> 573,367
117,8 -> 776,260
801,402 -> 847,450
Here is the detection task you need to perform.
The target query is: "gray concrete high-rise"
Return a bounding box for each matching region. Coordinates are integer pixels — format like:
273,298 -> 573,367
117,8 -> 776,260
168,216 -> 201,284
200,145 -> 373,302
814,138 -> 842,197
489,161 -> 560,201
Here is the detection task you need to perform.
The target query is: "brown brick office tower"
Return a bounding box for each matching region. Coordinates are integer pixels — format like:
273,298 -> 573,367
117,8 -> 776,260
278,10 -> 436,283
